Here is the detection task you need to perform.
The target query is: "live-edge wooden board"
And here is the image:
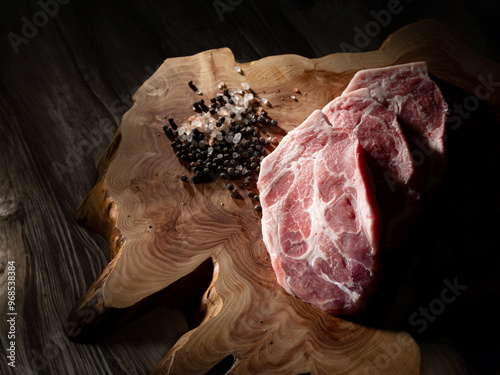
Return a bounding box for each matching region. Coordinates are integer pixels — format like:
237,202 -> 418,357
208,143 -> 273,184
65,19 -> 500,374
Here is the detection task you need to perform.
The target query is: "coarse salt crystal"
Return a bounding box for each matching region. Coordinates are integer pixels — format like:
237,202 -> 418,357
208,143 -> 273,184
234,66 -> 243,74
241,82 -> 250,90
178,126 -> 186,136
233,133 -> 242,143
191,119 -> 200,127
207,146 -> 214,155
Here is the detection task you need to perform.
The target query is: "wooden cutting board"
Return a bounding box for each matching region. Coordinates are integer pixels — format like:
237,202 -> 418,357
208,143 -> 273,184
66,19 -> 500,374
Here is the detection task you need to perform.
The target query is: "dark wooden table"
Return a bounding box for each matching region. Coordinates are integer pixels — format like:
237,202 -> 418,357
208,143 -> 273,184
1,1 -> 499,374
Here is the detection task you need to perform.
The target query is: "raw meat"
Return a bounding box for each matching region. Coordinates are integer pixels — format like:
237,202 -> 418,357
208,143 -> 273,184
342,62 -> 448,191
322,88 -> 422,248
257,110 -> 381,315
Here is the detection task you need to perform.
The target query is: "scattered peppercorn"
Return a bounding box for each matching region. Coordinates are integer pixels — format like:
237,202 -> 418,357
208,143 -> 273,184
188,80 -> 198,92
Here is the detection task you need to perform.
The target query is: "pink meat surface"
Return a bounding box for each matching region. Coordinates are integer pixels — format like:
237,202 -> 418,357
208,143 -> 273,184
257,110 -> 380,315
322,88 -> 421,248
342,62 -> 448,191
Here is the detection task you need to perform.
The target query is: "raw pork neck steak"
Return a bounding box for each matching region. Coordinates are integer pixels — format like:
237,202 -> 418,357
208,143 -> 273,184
342,61 -> 448,191
322,88 -> 421,248
257,110 -> 381,315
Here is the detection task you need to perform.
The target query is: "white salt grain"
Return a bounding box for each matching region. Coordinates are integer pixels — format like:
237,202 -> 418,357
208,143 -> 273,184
233,133 -> 242,143
241,82 -> 250,90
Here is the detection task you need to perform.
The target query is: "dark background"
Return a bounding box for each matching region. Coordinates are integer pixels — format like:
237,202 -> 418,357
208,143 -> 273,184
1,1 -> 500,374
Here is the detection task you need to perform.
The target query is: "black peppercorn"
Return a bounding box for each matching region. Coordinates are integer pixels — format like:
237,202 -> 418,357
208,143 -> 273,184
188,80 -> 198,92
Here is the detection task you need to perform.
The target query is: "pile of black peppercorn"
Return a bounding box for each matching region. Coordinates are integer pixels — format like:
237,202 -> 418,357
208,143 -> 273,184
162,82 -> 277,209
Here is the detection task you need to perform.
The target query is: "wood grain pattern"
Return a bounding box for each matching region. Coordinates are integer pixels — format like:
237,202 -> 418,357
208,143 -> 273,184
63,19 -> 500,374
1,0 -> 499,372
